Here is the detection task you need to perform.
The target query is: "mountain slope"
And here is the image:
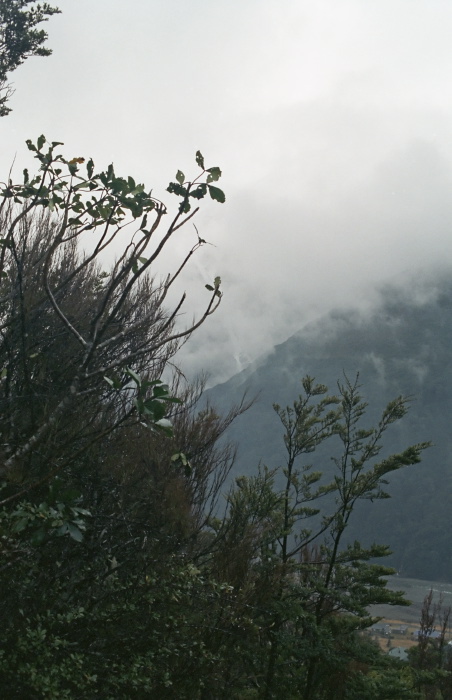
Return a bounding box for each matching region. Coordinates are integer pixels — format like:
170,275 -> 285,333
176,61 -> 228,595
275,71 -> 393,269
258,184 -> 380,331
207,276 -> 452,582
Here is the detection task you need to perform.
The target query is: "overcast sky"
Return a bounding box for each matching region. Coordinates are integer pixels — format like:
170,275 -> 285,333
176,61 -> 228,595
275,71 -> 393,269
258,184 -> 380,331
2,0 -> 452,383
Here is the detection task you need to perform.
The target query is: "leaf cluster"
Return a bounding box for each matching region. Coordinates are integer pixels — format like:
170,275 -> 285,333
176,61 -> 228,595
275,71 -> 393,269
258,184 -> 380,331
167,149 -> 225,214
0,1 -> 60,116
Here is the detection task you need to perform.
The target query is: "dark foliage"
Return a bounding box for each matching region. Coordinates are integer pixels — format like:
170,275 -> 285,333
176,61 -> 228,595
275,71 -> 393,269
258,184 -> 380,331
0,0 -> 60,115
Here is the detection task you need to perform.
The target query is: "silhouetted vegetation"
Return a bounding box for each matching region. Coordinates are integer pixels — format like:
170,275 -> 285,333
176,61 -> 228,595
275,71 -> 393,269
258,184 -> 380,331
0,173 -> 433,693
1,9 -> 451,697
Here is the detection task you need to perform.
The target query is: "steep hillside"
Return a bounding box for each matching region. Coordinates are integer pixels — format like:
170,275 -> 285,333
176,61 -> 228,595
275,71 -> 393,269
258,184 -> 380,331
207,276 -> 452,582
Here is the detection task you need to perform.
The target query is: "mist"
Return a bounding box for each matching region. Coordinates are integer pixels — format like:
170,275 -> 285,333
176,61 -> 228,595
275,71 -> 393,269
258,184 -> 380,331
2,0 -> 452,384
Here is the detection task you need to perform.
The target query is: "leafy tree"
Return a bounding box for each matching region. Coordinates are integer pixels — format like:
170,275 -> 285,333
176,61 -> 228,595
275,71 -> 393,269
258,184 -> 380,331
205,375 -> 429,699
0,216 -> 432,699
0,1 -> 60,116
0,137 -> 238,697
408,590 -> 452,700
0,136 -> 225,493
0,143 -> 434,700
0,44 -> 436,696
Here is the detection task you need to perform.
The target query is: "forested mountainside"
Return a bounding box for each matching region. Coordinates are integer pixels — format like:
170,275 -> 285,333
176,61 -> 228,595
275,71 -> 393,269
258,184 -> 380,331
207,275 -> 452,582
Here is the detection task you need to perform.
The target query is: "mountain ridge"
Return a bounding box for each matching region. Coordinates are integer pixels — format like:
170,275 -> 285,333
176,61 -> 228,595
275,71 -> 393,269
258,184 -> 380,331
206,275 -> 452,581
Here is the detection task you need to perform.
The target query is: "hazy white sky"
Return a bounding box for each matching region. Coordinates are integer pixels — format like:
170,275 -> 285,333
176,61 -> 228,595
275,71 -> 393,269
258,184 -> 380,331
3,0 -> 452,382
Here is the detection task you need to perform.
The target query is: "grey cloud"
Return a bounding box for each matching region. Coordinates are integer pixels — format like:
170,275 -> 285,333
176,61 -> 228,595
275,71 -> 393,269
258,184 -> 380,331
2,0 -> 452,385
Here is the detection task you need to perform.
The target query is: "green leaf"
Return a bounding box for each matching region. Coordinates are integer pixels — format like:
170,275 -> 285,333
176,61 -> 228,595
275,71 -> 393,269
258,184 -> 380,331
143,399 -> 166,421
155,418 -> 172,430
31,529 -> 46,545
154,419 -> 173,436
206,166 -> 222,182
26,139 -> 37,152
87,158 -> 94,179
196,151 -> 205,169
12,517 -> 29,533
179,199 -> 191,214
37,134 -> 46,150
165,396 -> 182,404
176,170 -> 185,185
72,506 -> 91,517
207,185 -> 225,203
67,523 -> 84,542
152,384 -> 170,398
205,284 -> 214,291
190,184 -> 207,199
141,379 -> 162,390
125,367 -> 141,386
167,182 -> 187,197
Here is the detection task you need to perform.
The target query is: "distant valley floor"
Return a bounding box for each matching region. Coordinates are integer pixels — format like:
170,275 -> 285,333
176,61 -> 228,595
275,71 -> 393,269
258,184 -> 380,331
370,575 -> 452,623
